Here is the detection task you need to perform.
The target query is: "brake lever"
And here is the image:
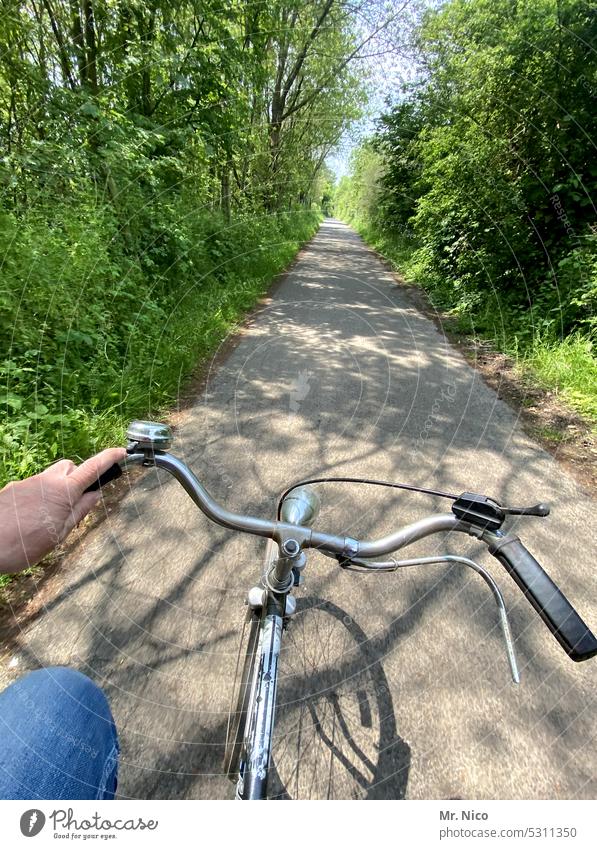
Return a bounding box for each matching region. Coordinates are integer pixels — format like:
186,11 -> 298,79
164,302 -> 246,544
502,503 -> 550,517
333,552 -> 520,684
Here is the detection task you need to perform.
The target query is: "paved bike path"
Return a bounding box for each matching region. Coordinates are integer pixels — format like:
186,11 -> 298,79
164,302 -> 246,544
2,220 -> 595,799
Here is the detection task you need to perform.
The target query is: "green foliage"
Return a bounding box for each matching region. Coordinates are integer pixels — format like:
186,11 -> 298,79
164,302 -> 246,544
524,334 -> 597,421
335,143 -> 385,226
338,0 -> 597,422
0,0 -> 367,489
0,204 -> 320,485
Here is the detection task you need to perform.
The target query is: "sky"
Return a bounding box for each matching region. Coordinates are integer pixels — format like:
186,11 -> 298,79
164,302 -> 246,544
326,0 -> 430,181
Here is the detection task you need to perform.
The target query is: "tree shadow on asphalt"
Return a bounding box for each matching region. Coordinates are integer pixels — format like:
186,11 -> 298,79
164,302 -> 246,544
2,221 -> 595,799
108,594 -> 412,800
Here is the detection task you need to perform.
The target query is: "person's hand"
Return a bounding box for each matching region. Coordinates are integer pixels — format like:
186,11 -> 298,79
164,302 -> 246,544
0,448 -> 126,573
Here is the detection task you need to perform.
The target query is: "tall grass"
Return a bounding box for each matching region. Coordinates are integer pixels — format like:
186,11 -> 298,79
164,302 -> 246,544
523,335 -> 596,421
353,221 -> 597,426
0,207 -> 321,487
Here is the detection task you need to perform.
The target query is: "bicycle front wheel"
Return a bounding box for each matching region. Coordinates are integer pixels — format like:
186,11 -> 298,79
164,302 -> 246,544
269,596 -> 410,799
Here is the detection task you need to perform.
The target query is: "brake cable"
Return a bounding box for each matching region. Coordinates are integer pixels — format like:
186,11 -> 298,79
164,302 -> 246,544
276,478 -> 549,527
276,476 -> 459,521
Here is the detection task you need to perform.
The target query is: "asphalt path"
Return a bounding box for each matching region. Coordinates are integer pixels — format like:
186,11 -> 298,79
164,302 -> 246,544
2,220 -> 596,799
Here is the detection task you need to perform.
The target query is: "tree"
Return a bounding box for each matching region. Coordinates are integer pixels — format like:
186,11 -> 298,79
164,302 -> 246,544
350,0 -> 597,333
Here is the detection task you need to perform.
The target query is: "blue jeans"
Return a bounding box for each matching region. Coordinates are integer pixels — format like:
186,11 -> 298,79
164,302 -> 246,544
0,666 -> 119,799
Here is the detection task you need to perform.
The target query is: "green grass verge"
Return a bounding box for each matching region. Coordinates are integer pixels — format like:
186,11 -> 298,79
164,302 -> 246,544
1,208 -> 321,593
352,221 -> 597,425
522,335 -> 597,421
1,208 -> 321,488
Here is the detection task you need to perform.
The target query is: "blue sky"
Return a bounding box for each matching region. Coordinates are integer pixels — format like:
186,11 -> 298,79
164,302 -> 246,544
326,0 -> 428,180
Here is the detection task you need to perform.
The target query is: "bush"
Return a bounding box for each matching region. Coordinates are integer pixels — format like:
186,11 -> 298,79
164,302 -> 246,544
0,202 -> 320,485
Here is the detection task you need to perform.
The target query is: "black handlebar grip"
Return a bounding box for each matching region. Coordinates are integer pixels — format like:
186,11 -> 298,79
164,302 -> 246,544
83,462 -> 123,493
488,535 -> 597,662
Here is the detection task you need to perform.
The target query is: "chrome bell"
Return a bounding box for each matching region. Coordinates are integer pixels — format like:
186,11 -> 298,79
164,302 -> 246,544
126,420 -> 173,450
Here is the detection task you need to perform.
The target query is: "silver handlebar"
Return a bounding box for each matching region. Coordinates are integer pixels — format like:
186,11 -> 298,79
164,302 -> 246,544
124,448 -> 478,559
123,420 -> 519,684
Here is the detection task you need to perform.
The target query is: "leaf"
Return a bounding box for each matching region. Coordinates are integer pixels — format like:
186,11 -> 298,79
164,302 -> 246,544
81,102 -> 100,118
4,393 -> 22,411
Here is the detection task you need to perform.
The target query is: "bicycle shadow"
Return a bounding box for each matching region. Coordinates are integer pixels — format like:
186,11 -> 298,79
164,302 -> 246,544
267,597 -> 411,800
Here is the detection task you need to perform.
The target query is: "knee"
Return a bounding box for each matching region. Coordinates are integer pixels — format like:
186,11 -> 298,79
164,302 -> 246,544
33,665 -> 99,694
7,666 -> 113,725
0,666 -> 119,800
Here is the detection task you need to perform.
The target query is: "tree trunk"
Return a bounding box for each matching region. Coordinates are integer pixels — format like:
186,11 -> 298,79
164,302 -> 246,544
70,0 -> 87,87
134,8 -> 155,115
41,0 -> 75,89
221,161 -> 231,223
83,0 -> 98,92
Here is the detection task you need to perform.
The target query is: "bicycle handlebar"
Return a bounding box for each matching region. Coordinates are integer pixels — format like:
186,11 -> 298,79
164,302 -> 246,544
484,532 -> 597,662
114,445 -> 596,663
124,450 -> 469,558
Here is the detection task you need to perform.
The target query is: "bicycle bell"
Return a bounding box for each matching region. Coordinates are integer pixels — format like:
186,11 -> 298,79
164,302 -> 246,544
126,420 -> 173,451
